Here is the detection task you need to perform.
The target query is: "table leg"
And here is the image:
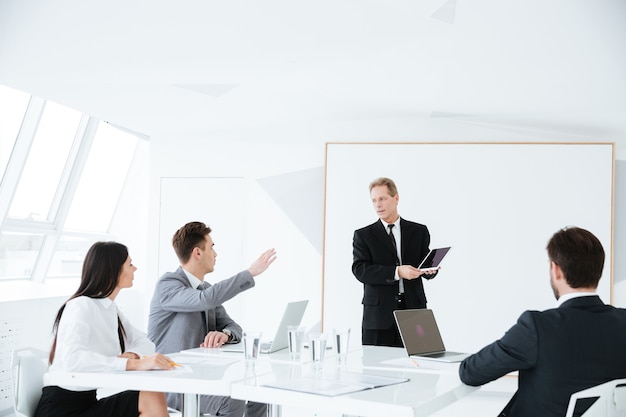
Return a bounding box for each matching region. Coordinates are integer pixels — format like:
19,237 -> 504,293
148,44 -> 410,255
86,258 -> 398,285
181,393 -> 200,417
267,403 -> 282,417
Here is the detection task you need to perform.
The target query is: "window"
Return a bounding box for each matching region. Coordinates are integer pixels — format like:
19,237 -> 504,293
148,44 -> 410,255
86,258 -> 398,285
0,85 -> 30,180
46,235 -> 95,278
8,101 -> 81,222
0,232 -> 45,280
65,122 -> 138,232
0,87 -> 146,282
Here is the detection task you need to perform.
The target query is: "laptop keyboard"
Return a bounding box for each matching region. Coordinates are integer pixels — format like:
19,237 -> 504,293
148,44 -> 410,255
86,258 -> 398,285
422,351 -> 464,358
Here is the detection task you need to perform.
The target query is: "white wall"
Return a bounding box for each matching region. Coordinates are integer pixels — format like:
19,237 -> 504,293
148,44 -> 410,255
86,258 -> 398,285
147,135 -> 325,335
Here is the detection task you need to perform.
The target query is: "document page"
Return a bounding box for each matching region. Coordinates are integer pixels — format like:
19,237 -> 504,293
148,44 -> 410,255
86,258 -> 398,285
262,372 -> 409,396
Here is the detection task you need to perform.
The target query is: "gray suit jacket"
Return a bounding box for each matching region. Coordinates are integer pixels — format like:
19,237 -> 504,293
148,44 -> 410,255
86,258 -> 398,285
147,267 -> 255,355
147,267 -> 255,413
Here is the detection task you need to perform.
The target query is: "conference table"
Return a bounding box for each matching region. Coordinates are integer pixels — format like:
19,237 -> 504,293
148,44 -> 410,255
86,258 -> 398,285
229,345 -> 482,417
43,354 -> 259,417
44,345 -> 502,417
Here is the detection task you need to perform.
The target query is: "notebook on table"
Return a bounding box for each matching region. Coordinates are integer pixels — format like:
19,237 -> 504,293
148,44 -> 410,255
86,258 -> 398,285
219,299 -> 309,354
393,308 -> 469,363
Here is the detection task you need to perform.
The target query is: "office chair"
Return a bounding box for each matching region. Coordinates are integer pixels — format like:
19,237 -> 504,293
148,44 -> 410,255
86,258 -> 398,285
565,379 -> 626,417
11,347 -> 49,417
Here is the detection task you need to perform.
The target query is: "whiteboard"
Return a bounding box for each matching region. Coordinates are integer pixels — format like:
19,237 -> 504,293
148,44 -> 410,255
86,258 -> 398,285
323,143 -> 614,352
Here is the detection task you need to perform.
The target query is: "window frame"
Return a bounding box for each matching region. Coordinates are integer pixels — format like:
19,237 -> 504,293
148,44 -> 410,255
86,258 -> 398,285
0,94 -> 139,283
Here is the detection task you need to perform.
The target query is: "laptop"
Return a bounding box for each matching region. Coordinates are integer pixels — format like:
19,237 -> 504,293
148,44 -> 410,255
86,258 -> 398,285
417,247 -> 451,271
219,299 -> 309,354
393,309 -> 469,363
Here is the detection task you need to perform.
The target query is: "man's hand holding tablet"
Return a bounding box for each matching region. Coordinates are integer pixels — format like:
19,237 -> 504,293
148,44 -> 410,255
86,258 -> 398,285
399,247 -> 451,280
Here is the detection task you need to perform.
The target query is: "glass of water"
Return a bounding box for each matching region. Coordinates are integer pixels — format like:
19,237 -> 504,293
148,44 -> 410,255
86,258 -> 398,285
333,328 -> 351,364
243,330 -> 262,366
308,332 -> 327,370
287,325 -> 305,360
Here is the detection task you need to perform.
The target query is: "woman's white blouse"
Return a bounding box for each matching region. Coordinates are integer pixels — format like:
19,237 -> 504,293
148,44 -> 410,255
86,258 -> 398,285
49,296 -> 155,379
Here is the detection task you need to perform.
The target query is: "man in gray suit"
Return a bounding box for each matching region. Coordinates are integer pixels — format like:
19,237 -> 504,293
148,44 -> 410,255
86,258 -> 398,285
148,221 -> 276,417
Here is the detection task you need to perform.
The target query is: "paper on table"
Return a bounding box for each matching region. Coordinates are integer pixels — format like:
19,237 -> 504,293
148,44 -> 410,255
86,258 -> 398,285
379,357 -> 420,367
380,357 -> 457,371
262,372 -> 409,397
115,365 -> 193,374
173,355 -> 240,366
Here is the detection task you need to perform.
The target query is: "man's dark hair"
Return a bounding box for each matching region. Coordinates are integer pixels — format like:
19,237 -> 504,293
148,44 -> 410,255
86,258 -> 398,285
172,221 -> 212,263
546,226 -> 605,288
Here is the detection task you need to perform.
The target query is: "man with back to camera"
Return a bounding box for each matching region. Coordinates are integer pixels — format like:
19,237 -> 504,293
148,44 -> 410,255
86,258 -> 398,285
352,177 -> 438,347
147,221 -> 276,417
459,226 -> 626,417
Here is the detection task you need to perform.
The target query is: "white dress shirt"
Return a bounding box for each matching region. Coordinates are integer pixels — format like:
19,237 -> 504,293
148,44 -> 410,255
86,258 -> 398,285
49,296 -> 155,389
557,291 -> 598,307
182,268 -> 203,288
380,218 -> 403,291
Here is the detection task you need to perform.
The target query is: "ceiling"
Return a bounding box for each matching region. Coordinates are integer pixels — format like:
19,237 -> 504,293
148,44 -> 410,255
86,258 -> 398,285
0,0 -> 625,150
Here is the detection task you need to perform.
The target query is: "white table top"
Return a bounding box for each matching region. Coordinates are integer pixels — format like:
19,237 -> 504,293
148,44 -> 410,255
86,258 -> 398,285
44,345 -> 496,417
357,345 -> 464,374
44,353 -> 266,396
228,346 -> 477,417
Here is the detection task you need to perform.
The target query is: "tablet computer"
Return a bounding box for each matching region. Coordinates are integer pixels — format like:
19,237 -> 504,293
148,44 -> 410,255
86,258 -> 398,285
417,247 -> 451,271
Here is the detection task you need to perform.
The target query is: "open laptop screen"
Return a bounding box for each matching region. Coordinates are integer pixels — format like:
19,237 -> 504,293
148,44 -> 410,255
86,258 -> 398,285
394,309 -> 446,355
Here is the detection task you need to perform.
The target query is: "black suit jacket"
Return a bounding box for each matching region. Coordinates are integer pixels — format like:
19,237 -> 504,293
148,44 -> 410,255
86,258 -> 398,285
352,218 -> 432,330
459,296 -> 626,417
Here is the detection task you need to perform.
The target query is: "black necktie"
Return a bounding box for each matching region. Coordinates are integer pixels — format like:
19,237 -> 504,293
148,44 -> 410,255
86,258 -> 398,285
388,224 -> 397,251
389,224 -> 404,295
198,283 -> 208,333
389,224 -> 400,264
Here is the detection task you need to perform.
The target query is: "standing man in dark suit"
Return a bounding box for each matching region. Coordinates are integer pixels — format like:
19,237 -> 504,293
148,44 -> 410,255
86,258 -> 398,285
148,221 -> 276,417
352,177 -> 438,347
459,227 -> 626,417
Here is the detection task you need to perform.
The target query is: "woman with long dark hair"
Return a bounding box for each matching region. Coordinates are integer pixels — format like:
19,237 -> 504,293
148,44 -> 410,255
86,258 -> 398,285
35,241 -> 173,417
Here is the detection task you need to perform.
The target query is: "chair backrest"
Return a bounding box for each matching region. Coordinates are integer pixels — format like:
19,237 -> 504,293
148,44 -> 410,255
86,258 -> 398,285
565,379 -> 626,417
11,348 -> 49,417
